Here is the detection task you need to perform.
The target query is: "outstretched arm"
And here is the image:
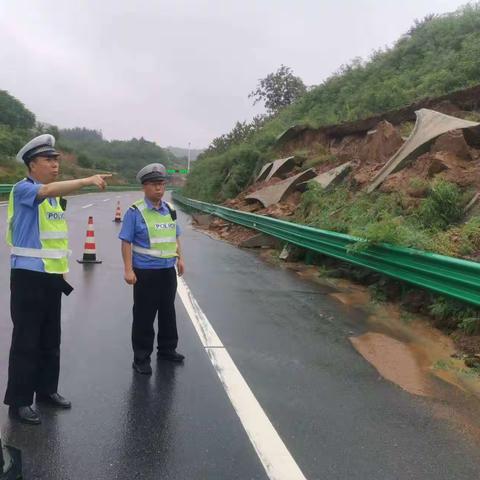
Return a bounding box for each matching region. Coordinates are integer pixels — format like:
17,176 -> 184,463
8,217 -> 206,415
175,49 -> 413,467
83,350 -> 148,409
37,174 -> 112,199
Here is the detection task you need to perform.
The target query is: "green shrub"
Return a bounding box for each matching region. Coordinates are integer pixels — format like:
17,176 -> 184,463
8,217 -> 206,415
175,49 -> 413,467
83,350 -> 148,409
432,217 -> 480,257
459,317 -> 480,335
350,216 -> 431,251
220,146 -> 261,199
459,217 -> 480,254
428,296 -> 480,332
417,180 -> 464,230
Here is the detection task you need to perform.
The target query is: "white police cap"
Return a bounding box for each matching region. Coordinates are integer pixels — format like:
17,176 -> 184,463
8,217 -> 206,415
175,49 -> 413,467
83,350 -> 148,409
136,163 -> 167,184
16,134 -> 60,164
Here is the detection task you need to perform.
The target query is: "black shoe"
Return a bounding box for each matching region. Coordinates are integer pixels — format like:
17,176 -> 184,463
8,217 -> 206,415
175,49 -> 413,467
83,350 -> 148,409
36,392 -> 72,409
9,406 -> 41,425
132,361 -> 152,375
157,350 -> 185,363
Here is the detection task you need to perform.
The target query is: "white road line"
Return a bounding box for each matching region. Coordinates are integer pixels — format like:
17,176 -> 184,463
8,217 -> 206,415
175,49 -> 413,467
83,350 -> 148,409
82,203 -> 94,209
103,198 -> 110,202
177,278 -> 308,480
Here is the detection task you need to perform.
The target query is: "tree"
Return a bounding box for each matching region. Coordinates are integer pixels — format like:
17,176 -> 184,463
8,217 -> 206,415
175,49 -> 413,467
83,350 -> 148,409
202,115 -> 268,157
36,122 -> 60,139
57,127 -> 176,181
249,65 -> 306,115
0,90 -> 35,130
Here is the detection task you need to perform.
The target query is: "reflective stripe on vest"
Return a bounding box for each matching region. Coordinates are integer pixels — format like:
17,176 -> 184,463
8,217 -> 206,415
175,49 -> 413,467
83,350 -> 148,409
6,180 -> 70,274
132,245 -> 173,257
40,231 -> 69,240
132,199 -> 177,259
10,246 -> 71,259
151,237 -> 177,244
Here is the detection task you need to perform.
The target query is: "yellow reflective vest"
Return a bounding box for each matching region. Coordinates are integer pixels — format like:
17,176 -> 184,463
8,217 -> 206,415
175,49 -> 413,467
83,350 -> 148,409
131,199 -> 177,259
6,181 -> 69,274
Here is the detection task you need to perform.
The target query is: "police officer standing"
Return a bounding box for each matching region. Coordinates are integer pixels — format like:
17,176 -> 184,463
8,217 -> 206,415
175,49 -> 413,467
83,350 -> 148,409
4,134 -> 110,425
119,163 -> 185,375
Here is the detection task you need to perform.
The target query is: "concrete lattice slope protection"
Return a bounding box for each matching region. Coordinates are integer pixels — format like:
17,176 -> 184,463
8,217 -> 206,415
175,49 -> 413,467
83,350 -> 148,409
297,162 -> 353,192
255,157 -> 295,182
246,169 -> 317,208
368,109 -> 480,192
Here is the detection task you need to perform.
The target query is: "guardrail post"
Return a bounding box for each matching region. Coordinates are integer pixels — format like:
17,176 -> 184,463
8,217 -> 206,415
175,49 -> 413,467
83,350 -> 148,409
0,434 -> 22,480
305,251 -> 314,265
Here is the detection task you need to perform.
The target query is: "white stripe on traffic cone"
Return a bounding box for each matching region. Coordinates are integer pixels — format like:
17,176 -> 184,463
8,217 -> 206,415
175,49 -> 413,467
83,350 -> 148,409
77,216 -> 102,264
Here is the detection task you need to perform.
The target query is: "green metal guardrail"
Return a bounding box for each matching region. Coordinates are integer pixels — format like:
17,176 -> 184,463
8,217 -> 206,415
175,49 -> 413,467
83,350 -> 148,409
172,192 -> 480,307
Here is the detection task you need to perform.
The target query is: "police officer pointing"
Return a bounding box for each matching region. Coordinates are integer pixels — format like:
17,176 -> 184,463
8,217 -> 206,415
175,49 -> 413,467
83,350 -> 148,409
119,163 -> 185,375
4,134 -> 110,425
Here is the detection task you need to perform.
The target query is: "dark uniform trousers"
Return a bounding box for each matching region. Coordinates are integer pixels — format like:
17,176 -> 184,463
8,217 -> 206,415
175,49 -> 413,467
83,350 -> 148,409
5,269 -> 62,407
132,267 -> 178,364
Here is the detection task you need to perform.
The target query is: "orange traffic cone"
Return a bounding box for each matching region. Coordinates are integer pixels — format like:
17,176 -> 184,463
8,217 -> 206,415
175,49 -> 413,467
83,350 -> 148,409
113,200 -> 122,223
77,216 -> 102,264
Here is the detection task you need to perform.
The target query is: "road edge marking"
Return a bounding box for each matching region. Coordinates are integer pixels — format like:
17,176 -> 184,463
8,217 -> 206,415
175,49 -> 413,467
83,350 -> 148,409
177,278 -> 308,480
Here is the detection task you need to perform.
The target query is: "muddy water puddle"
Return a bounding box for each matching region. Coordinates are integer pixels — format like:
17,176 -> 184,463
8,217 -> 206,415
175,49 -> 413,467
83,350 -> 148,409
350,332 -> 431,396
362,302 -> 480,399
296,268 -> 480,400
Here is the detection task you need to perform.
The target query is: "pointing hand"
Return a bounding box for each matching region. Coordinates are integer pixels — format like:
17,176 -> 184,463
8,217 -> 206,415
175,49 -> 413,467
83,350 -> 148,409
89,174 -> 112,190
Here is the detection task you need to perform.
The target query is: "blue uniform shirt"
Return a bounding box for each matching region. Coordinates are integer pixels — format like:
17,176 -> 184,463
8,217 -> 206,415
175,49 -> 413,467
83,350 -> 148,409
9,177 -> 59,273
118,197 -> 181,270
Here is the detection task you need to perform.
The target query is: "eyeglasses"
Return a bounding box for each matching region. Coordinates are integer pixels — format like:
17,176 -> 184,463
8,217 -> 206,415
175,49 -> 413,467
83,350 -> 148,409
144,181 -> 166,186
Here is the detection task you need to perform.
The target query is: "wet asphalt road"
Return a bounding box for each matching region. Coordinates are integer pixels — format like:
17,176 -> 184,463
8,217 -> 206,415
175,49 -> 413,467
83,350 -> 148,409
0,190 -> 480,480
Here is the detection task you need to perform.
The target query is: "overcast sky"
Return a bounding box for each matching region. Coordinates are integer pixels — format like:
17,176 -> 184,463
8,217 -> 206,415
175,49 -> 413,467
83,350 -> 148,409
0,0 -> 470,149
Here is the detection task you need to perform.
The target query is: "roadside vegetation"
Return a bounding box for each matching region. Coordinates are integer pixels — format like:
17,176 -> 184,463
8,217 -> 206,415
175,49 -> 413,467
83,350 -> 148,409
185,4 -> 480,202
297,179 -> 480,257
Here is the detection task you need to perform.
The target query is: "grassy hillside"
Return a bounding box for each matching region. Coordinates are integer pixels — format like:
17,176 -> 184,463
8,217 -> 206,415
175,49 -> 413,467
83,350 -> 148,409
58,128 -> 183,182
0,90 -> 37,182
184,3 -> 480,201
0,91 -> 183,184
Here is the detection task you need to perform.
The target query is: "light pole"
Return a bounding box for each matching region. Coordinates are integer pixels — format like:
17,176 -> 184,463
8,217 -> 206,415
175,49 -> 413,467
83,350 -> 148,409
187,142 -> 191,173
